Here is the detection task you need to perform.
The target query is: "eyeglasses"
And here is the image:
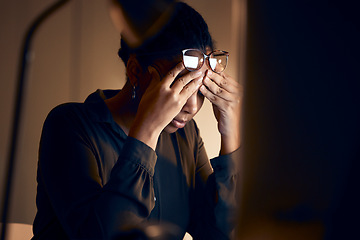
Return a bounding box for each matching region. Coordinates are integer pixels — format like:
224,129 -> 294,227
182,49 -> 229,73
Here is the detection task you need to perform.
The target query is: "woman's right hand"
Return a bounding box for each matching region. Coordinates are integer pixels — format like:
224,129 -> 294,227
128,62 -> 203,150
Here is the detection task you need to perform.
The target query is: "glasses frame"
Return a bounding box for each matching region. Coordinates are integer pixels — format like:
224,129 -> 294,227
182,49 -> 229,73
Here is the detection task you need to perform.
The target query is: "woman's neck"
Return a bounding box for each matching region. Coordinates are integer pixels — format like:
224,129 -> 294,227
104,82 -> 138,135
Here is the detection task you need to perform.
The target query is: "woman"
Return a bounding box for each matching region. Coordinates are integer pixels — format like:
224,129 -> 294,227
32,2 -> 242,239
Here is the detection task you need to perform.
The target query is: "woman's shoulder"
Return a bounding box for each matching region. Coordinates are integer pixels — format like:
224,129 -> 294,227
42,102 -> 95,134
46,89 -> 113,119
46,102 -> 85,121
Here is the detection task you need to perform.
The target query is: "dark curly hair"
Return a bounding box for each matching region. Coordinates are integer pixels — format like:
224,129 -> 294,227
117,2 -> 214,70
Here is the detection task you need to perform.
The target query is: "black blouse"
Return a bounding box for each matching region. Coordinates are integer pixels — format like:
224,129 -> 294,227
32,90 -> 241,240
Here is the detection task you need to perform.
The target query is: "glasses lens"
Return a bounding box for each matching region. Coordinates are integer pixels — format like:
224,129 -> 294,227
209,51 -> 228,73
183,49 -> 204,71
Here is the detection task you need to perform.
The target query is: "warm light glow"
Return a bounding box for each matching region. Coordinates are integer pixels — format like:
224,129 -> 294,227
184,55 -> 199,69
209,58 -> 217,70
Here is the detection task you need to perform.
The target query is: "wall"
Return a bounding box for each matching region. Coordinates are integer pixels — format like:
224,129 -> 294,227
0,0 -> 241,227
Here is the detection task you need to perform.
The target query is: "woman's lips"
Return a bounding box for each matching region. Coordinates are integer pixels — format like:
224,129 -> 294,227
171,119 -> 186,128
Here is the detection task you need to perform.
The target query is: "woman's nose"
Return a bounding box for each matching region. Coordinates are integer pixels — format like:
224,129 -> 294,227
182,92 -> 199,114
201,59 -> 211,72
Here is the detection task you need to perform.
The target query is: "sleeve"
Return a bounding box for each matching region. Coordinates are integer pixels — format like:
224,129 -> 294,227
187,124 -> 242,240
38,105 -> 157,239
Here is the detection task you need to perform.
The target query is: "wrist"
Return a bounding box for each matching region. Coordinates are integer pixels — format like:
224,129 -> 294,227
128,117 -> 162,150
220,133 -> 241,155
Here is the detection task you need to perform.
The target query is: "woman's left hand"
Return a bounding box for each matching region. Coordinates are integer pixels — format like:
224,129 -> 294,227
200,70 -> 243,155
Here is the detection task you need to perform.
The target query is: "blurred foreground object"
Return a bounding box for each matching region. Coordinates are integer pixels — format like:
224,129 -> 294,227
112,222 -> 181,240
1,2 -> 70,240
238,0 -> 360,239
109,0 -> 176,47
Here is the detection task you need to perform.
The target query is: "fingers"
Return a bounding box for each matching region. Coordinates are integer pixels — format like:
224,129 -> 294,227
162,62 -> 185,86
200,70 -> 241,104
160,62 -> 204,98
174,71 -> 203,94
171,68 -> 203,93
202,77 -> 232,102
206,71 -> 239,94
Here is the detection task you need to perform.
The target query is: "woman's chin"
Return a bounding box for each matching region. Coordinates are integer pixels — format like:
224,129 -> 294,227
163,119 -> 188,133
163,125 -> 178,134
